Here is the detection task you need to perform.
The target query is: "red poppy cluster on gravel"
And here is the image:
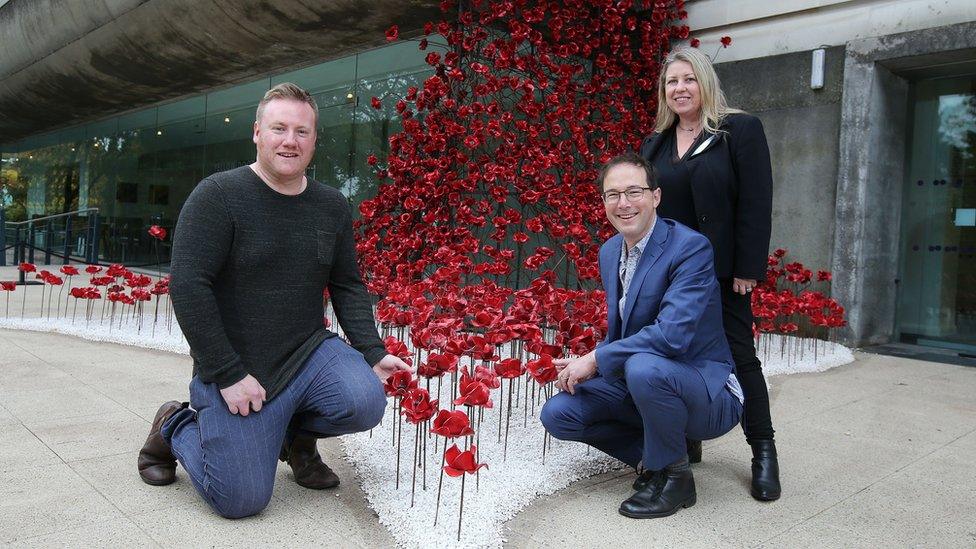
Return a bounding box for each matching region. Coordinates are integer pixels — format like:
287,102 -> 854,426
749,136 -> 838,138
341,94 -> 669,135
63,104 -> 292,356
2,226 -> 174,335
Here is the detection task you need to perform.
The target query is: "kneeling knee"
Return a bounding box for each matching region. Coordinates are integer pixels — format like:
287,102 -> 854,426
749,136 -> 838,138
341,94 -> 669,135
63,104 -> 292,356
211,487 -> 272,519
540,397 -> 575,439
355,394 -> 387,432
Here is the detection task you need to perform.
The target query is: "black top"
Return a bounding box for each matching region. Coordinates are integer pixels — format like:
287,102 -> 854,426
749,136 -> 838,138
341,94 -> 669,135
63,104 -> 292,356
638,114 -> 773,280
170,166 -> 387,399
650,129 -> 705,232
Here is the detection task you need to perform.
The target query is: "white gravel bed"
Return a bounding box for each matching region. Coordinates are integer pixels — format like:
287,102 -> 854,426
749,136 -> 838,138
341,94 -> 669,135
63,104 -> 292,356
0,314 -> 854,548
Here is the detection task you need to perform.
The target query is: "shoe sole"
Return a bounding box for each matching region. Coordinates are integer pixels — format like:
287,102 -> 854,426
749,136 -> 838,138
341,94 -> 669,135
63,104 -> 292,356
751,490 -> 780,501
295,478 -> 340,490
618,497 -> 696,519
138,467 -> 177,486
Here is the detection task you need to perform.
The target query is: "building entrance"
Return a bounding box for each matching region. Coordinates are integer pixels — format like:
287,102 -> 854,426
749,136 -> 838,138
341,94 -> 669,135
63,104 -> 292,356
897,75 -> 976,353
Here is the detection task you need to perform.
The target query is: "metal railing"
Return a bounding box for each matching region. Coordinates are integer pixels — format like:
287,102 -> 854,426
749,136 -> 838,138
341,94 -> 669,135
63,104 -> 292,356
1,208 -> 101,283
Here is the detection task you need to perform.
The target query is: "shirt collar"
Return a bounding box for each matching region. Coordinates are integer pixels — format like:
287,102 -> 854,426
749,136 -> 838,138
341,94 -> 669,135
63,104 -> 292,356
620,217 -> 657,261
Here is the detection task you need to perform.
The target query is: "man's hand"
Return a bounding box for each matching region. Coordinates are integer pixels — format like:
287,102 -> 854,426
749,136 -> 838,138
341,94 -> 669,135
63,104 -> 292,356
219,374 -> 266,416
373,354 -> 413,383
732,277 -> 757,295
554,351 -> 598,395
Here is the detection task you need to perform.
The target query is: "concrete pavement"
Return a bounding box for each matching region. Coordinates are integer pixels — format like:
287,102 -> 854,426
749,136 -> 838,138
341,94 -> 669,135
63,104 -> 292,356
0,327 -> 974,547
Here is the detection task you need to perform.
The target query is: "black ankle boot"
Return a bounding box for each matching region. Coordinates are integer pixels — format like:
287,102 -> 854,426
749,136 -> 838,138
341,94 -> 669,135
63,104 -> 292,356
750,439 -> 781,501
280,435 -> 340,489
619,457 -> 696,519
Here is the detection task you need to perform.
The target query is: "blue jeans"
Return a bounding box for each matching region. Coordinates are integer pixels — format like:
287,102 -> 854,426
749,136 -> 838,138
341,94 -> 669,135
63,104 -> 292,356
161,337 -> 386,518
541,353 -> 742,471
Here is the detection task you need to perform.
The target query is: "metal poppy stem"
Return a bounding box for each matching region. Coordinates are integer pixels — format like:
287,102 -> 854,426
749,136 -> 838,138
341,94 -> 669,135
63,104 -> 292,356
152,295 -> 160,337
56,282 -> 65,318
504,377 -> 513,460
497,378 -> 504,443
411,423 -> 419,507
434,447 -> 446,526
396,401 -> 403,490
475,410 -> 481,491
422,420 -> 428,491
457,473 -> 466,542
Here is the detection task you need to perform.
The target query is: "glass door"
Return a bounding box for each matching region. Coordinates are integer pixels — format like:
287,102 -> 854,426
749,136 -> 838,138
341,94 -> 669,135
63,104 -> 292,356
897,75 -> 976,353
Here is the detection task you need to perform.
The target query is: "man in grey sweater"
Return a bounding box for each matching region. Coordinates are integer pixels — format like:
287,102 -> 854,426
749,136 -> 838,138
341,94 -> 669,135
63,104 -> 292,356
137,83 -> 409,518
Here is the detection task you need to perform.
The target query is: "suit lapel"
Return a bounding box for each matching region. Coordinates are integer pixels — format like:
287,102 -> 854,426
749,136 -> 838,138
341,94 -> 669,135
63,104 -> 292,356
603,234 -> 623,340
621,219 -> 670,336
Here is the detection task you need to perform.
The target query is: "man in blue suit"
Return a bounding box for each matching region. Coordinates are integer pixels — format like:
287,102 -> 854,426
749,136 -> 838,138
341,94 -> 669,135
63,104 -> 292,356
541,153 -> 743,519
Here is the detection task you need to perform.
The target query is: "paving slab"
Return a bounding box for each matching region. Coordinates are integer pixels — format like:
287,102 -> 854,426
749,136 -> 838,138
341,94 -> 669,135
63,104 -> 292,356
1,328 -> 974,547
6,517 -> 158,549
761,440 -> 976,548
28,410 -> 151,462
0,422 -> 64,473
0,462 -> 124,543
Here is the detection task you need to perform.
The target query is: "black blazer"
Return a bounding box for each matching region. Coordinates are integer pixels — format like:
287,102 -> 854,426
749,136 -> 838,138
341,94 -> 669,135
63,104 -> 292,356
638,113 -> 773,280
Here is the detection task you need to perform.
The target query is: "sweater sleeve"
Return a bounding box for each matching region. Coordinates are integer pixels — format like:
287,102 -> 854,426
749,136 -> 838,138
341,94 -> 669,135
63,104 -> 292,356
731,115 -> 773,280
169,179 -> 248,389
327,202 -> 387,367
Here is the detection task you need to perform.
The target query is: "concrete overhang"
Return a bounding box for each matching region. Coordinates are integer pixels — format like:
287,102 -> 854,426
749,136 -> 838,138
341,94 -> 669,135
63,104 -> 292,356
0,0 -> 441,145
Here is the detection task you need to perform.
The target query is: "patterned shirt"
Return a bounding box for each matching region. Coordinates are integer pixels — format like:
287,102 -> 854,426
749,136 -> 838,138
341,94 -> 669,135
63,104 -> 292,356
616,217 -> 744,404
618,219 -> 656,322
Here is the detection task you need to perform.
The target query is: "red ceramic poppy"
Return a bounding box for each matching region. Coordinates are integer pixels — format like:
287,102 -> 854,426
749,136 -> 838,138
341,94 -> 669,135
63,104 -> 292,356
148,225 -> 167,241
443,443 -> 488,477
401,387 -> 439,424
430,409 -> 474,438
384,370 -> 417,398
453,371 -> 493,408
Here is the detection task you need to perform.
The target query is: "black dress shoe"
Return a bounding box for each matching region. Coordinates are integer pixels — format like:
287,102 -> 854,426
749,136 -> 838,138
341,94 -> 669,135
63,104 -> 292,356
750,439 -> 781,501
619,457 -> 696,519
138,401 -> 186,486
686,438 -> 702,464
280,435 -> 340,489
632,469 -> 654,491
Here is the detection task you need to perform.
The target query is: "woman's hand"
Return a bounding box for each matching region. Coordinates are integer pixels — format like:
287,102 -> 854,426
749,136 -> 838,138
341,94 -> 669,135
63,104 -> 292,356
732,277 -> 757,295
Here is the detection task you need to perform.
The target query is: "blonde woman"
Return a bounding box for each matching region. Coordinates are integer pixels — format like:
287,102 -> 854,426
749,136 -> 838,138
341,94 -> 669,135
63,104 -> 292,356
639,47 -> 779,501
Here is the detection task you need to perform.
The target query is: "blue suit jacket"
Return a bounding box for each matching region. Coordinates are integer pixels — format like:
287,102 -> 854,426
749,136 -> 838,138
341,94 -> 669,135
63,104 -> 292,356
594,218 -> 735,401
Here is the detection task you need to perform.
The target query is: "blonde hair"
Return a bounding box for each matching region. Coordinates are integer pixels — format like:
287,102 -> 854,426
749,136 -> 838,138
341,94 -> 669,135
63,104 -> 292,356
255,82 -> 319,123
654,47 -> 742,135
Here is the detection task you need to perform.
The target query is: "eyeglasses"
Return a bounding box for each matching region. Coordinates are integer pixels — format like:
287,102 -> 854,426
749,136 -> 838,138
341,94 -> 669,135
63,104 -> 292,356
602,186 -> 653,204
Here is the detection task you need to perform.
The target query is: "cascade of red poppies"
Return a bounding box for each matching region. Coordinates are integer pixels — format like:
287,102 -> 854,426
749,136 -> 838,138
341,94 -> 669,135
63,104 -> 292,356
357,0 -> 691,386
354,0 -> 691,536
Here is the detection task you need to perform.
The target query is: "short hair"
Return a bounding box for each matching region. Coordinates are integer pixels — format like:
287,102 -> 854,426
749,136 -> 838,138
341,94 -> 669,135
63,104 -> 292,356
596,153 -> 659,191
255,82 -> 319,123
654,47 -> 742,135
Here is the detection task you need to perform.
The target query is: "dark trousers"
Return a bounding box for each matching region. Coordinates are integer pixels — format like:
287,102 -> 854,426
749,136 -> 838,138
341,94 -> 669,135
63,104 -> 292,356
540,354 -> 742,470
720,280 -> 775,443
160,337 -> 387,519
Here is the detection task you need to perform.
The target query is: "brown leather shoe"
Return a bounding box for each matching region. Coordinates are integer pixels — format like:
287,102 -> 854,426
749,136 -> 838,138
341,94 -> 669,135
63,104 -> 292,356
280,435 -> 340,489
138,401 -> 185,486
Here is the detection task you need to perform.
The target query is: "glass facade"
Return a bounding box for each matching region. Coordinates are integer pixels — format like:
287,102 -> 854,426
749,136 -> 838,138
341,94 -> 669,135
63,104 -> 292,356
897,75 -> 976,352
0,41 -> 434,267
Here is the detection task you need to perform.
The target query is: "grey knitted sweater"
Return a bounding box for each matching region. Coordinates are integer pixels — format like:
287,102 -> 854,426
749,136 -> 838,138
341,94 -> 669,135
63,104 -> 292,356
170,166 -> 387,399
